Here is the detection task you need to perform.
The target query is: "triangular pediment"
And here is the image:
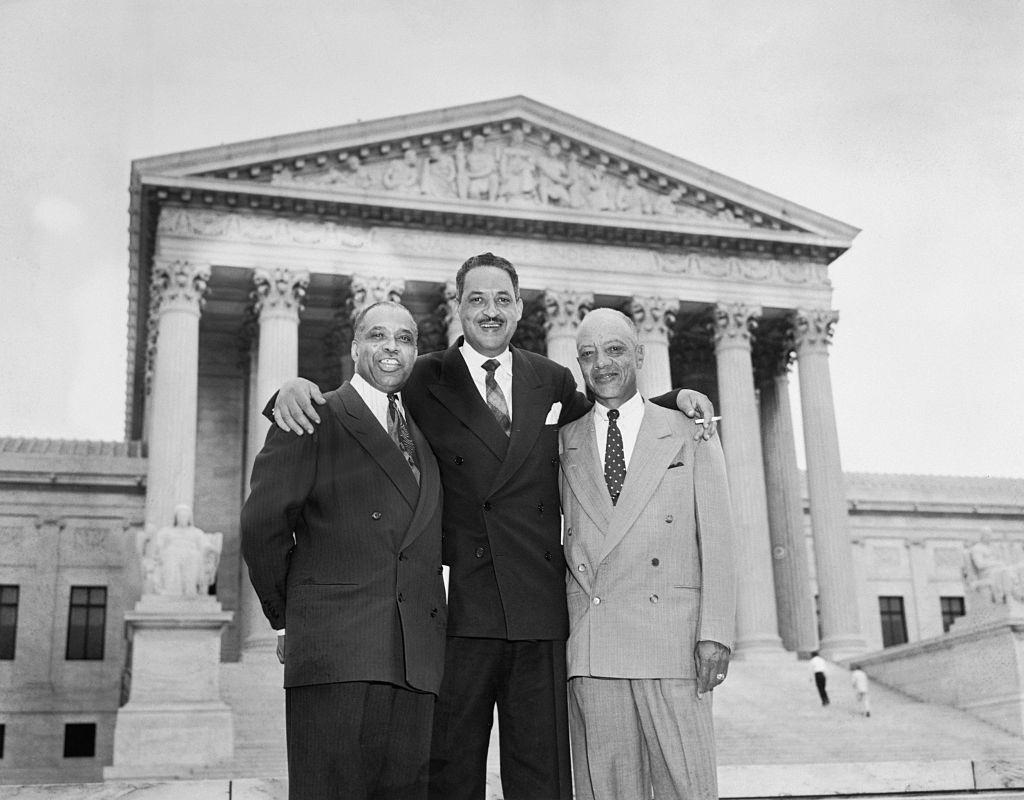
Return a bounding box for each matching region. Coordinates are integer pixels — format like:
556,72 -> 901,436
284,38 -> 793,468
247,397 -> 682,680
133,96 -> 858,245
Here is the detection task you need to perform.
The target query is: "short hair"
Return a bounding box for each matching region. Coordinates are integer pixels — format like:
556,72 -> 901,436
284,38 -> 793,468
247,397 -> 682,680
455,252 -> 520,300
352,300 -> 417,341
577,307 -> 638,344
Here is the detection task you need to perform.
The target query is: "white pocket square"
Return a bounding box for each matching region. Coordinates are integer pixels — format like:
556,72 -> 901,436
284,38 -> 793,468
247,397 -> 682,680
544,402 -> 562,425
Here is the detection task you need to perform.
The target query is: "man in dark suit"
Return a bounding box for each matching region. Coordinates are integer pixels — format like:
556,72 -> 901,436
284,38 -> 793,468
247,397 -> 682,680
271,253 -> 715,800
241,301 -> 446,800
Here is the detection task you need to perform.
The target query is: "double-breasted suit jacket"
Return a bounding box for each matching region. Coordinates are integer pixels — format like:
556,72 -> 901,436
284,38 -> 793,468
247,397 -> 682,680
401,339 -> 591,640
559,401 -> 736,679
241,382 -> 447,694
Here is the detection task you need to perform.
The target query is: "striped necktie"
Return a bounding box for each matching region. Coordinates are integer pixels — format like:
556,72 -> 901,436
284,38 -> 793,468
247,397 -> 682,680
481,359 -> 511,437
387,393 -> 420,483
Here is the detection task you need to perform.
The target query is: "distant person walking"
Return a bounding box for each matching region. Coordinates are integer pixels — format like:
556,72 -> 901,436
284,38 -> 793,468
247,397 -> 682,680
850,665 -> 870,717
810,651 -> 829,706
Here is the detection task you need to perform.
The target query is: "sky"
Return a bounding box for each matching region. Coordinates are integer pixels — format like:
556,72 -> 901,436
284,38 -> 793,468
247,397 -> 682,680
0,0 -> 1022,478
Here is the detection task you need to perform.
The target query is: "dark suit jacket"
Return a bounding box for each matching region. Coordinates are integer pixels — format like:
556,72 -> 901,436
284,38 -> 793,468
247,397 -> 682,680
241,382 -> 447,694
401,340 -> 591,640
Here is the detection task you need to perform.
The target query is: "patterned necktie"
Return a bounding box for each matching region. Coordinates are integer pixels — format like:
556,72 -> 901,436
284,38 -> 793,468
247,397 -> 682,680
481,359 -> 512,437
604,408 -> 626,505
387,393 -> 420,483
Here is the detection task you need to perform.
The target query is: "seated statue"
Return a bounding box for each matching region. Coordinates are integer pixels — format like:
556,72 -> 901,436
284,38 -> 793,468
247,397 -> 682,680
137,505 -> 222,597
963,530 -> 1023,605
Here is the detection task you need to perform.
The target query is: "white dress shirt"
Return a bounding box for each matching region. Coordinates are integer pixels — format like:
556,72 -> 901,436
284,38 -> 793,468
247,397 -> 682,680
351,373 -> 408,433
593,391 -> 645,469
459,342 -> 514,422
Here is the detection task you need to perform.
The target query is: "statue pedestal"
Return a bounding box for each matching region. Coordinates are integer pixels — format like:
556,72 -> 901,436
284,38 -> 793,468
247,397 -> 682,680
104,595 -> 235,780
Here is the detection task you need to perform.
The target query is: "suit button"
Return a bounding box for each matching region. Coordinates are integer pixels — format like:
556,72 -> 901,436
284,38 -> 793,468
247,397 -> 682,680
567,526 -> 573,537
550,456 -> 558,465
430,608 -> 438,617
544,551 -> 552,561
650,594 -> 659,604
664,515 -> 674,524
474,547 -> 485,558
371,511 -> 382,520
577,564 -> 586,572
454,456 -> 464,465
398,593 -> 405,603
483,501 -> 492,511
537,503 -> 544,513
651,558 -> 660,567
398,552 -> 406,561
592,597 -> 601,605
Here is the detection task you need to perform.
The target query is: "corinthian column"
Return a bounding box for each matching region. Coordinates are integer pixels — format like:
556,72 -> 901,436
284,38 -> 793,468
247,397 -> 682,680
441,280 -> 463,346
242,268 -> 309,654
793,309 -> 865,658
145,260 -> 210,532
341,275 -> 406,379
630,295 -> 677,397
544,289 -> 593,388
712,302 -> 783,655
757,342 -> 819,654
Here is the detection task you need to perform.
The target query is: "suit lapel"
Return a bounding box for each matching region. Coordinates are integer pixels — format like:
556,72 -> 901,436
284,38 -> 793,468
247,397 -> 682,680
559,411 -> 613,533
399,414 -> 440,551
426,341 -> 509,460
488,347 -> 548,495
333,383 -> 419,511
600,402 -> 682,561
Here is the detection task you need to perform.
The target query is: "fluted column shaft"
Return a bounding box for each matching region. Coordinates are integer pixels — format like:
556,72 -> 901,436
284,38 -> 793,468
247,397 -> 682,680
242,268 -> 309,653
712,302 -> 783,655
793,308 -> 865,658
631,295 -> 676,397
759,368 -> 818,653
544,289 -> 593,389
145,260 -> 210,532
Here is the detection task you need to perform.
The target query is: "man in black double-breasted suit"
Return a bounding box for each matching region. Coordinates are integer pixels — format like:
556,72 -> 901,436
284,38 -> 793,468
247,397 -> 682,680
242,302 -> 446,800
272,254 -> 715,800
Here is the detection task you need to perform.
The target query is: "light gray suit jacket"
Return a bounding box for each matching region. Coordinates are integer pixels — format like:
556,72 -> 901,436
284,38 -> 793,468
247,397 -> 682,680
559,400 -> 736,680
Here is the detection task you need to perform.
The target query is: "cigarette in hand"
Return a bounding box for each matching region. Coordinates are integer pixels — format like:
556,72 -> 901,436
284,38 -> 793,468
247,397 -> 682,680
695,416 -> 722,424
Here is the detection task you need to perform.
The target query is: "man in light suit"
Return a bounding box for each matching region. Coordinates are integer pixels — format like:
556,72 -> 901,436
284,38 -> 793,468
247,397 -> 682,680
560,308 -> 736,800
270,253 -> 717,800
241,301 -> 446,800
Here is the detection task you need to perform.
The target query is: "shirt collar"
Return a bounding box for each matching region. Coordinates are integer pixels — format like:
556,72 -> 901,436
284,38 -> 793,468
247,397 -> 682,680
460,340 -> 513,373
351,373 -> 402,404
593,391 -> 644,422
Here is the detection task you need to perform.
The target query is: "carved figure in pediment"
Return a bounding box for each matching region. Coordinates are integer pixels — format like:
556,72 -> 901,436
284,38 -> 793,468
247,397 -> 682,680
336,154 -> 376,191
459,135 -> 499,201
565,153 -> 588,209
537,142 -> 572,206
653,187 -> 684,217
421,143 -> 457,199
584,163 -> 613,211
499,128 -> 538,204
383,148 -> 422,194
616,173 -> 652,215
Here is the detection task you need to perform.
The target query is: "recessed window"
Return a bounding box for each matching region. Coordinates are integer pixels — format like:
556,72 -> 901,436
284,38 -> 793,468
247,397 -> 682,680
63,723 -> 96,758
0,723 -> 5,758
66,587 -> 106,661
878,595 -> 908,647
0,585 -> 18,660
940,595 -> 966,633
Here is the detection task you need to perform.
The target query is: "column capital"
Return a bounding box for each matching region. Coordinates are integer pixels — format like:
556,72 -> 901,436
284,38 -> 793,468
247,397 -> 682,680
753,318 -> 796,386
792,308 -> 839,355
151,260 -> 211,316
630,295 -> 677,340
544,288 -> 594,337
349,274 -> 406,320
712,301 -> 761,350
252,268 -> 309,322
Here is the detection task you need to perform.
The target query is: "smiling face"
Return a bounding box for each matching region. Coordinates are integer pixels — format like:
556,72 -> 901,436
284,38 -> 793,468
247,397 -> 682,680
458,265 -> 523,357
576,309 -> 644,409
351,303 -> 418,393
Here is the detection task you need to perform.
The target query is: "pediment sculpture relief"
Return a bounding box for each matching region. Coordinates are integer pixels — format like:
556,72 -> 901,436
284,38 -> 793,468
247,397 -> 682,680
267,127 -> 753,227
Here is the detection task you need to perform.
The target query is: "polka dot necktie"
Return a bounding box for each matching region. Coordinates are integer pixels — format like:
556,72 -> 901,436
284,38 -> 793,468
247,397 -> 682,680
387,393 -> 420,483
604,408 -> 626,505
482,359 -> 512,437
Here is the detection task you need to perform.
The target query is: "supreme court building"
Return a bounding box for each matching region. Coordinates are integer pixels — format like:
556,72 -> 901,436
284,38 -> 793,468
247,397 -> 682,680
2,97 -> 1022,782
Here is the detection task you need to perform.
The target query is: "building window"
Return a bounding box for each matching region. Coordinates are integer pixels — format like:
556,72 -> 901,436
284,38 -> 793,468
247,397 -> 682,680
878,595 -> 908,647
0,723 -> 5,758
0,585 -> 18,660
63,723 -> 96,758
941,596 -> 966,633
66,587 -> 106,661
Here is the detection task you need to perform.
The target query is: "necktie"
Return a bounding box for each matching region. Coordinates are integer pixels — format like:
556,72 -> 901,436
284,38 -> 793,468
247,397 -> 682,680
604,408 -> 626,505
481,359 -> 512,437
387,393 -> 420,483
